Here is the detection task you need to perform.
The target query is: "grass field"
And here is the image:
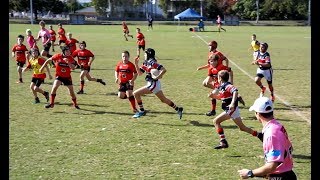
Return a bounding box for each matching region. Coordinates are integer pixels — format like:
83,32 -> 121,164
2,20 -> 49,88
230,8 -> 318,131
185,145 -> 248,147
9,23 -> 311,179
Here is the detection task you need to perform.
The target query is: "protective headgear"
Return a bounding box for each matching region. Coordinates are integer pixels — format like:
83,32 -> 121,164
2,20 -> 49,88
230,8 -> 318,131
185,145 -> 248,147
145,48 -> 155,59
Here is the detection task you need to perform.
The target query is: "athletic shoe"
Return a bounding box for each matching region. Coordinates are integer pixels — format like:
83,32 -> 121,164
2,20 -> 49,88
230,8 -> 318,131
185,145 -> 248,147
260,86 -> 266,97
74,105 -> 80,109
177,107 -> 183,119
257,132 -> 264,142
45,104 -> 54,108
44,91 -> 49,102
34,98 -> 40,104
238,96 -> 245,106
16,80 -> 23,83
205,110 -> 216,116
214,139 -> 229,149
132,111 -> 146,118
271,95 -> 275,102
100,80 -> 106,86
77,90 -> 84,94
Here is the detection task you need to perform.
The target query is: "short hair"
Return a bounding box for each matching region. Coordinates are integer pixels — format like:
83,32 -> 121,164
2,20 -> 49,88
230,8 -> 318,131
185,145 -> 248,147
17,34 -> 24,40
218,70 -> 229,82
122,50 -> 130,57
79,41 -> 86,47
136,28 -> 140,31
39,20 -> 45,25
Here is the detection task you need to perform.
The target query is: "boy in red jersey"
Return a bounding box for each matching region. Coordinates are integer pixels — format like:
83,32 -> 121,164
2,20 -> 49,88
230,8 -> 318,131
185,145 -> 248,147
122,21 -> 133,41
251,42 -> 275,102
11,34 -> 29,83
48,25 -> 57,52
136,28 -> 146,57
72,41 -> 106,94
57,23 -> 67,45
39,46 -> 80,109
65,32 -> 79,54
210,70 -> 261,149
115,51 -> 138,113
22,48 -> 52,104
132,48 -> 183,119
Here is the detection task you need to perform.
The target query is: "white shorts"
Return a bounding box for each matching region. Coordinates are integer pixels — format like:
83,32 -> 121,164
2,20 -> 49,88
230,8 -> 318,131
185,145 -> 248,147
224,106 -> 241,119
253,51 -> 259,60
146,80 -> 161,94
256,68 -> 273,82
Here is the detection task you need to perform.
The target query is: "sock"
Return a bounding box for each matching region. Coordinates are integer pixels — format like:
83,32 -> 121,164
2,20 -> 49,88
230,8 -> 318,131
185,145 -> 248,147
80,80 -> 84,91
211,99 -> 216,111
216,127 -> 225,139
137,100 -> 144,112
50,94 -> 56,104
72,98 -> 77,106
129,96 -> 137,112
252,130 -> 258,136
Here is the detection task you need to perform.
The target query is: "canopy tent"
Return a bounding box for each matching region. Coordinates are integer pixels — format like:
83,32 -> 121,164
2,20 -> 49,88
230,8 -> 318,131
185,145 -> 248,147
174,8 -> 204,20
174,8 -> 205,31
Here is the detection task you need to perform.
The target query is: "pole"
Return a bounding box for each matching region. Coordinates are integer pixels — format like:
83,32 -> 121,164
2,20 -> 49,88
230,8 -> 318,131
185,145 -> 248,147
255,0 -> 259,24
200,0 -> 203,17
308,0 -> 311,26
30,0 -> 34,25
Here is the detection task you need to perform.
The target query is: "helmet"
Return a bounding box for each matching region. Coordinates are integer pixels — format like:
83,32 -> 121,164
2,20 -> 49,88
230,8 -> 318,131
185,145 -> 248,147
208,40 -> 218,49
260,42 -> 268,50
145,48 -> 155,59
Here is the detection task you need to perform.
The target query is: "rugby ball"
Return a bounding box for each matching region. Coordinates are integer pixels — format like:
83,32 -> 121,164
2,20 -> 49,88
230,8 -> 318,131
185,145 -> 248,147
150,68 -> 161,79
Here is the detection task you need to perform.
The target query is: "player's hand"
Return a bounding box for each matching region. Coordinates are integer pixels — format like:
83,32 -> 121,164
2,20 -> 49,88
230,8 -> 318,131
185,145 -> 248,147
134,56 -> 140,62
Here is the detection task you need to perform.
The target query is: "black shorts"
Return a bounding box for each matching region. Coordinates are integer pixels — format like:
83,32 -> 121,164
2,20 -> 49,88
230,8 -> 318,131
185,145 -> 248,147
80,65 -> 91,72
43,42 -> 52,52
56,76 -> 73,86
138,45 -> 145,50
268,170 -> 297,180
31,77 -> 45,87
119,82 -> 133,92
16,61 -> 25,67
59,40 -> 66,45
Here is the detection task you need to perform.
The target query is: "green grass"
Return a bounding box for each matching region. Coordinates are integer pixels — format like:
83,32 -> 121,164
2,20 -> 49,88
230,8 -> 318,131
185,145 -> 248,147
9,24 -> 311,179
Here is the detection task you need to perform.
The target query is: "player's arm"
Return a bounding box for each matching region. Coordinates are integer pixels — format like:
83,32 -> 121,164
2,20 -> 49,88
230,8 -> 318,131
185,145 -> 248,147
238,162 -> 279,179
197,64 -> 210,71
156,66 -> 166,80
229,90 -> 238,111
39,58 -> 53,72
114,70 -> 119,84
88,56 -> 95,66
134,56 -> 144,76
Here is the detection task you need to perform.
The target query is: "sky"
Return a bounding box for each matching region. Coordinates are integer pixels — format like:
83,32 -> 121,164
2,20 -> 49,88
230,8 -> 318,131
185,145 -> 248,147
78,0 -> 92,3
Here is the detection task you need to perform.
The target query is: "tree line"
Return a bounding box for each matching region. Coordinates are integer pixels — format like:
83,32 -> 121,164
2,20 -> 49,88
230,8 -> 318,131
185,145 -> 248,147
9,0 -> 309,21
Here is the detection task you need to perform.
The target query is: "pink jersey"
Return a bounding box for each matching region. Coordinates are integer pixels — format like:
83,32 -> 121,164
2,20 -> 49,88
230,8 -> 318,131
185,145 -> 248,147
37,28 -> 51,45
26,35 -> 38,49
262,119 -> 294,174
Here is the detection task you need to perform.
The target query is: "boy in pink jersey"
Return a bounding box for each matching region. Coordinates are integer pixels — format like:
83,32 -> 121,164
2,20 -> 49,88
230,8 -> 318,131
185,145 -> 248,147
238,97 -> 296,179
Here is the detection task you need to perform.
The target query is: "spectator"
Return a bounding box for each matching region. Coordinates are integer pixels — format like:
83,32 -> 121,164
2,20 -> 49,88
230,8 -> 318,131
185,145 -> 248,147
198,19 -> 205,31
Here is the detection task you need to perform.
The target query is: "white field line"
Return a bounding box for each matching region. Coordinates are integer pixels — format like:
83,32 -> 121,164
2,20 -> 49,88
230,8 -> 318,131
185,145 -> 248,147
192,32 -> 311,125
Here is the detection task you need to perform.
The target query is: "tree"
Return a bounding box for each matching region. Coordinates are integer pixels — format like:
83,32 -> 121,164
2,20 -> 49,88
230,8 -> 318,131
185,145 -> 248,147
9,0 -> 65,20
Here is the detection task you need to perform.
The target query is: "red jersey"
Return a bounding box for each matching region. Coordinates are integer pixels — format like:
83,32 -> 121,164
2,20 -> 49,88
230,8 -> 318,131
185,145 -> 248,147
218,82 -> 237,101
72,49 -> 94,68
49,29 -> 56,41
51,54 -> 75,78
58,27 -> 67,41
26,57 -> 47,79
115,61 -> 137,83
122,24 -> 129,33
136,32 -> 145,46
208,50 -> 226,66
208,64 -> 229,88
65,38 -> 79,54
12,44 -> 28,62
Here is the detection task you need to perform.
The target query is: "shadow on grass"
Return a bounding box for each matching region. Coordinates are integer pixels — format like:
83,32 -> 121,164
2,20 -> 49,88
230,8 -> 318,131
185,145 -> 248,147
189,120 -> 238,129
293,154 -> 311,160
